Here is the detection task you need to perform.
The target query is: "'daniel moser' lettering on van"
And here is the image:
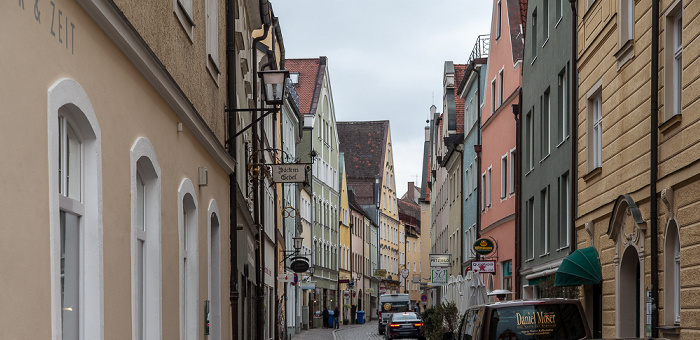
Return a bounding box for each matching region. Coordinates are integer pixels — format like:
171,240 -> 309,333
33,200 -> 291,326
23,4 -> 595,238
516,312 -> 557,327
17,0 -> 76,55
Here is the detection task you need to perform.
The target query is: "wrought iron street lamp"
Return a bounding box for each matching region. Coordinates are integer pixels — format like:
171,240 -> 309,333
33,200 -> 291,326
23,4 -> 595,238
259,69 -> 289,105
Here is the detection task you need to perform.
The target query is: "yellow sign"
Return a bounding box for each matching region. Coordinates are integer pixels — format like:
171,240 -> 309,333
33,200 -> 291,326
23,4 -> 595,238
383,303 -> 392,311
374,269 -> 387,277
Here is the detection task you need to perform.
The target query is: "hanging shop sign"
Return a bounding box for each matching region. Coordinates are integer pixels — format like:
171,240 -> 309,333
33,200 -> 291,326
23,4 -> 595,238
431,268 -> 448,285
301,282 -> 316,290
289,256 -> 310,273
473,238 -> 495,256
373,269 -> 387,277
430,254 -> 451,267
269,164 -> 310,183
471,260 -> 496,274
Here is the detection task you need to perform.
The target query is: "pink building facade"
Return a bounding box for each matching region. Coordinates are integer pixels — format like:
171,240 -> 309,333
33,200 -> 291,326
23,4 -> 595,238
478,0 -> 524,298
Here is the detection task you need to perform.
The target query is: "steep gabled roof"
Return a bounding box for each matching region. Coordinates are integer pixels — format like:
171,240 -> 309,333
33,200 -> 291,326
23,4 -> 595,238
337,121 -> 389,180
285,57 -> 326,115
338,120 -> 389,205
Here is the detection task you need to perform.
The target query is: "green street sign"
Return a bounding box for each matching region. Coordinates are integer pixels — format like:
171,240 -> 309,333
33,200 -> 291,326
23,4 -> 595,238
473,238 -> 495,256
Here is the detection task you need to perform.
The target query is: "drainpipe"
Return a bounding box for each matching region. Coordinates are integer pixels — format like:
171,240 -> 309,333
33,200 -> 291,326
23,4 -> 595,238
225,0 -> 239,337
252,1 -> 271,337
513,88 -> 522,300
569,0 -> 578,254
650,0 -> 659,336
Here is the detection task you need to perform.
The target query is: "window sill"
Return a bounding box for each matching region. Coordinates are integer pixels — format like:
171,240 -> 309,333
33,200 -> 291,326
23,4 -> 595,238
525,168 -> 533,177
531,56 -> 537,65
658,325 -> 681,335
555,17 -> 563,28
540,153 -> 550,163
556,245 -> 570,252
583,167 -> 602,182
557,135 -> 569,148
615,39 -> 635,70
539,252 -> 550,258
542,38 -> 549,48
660,114 -> 682,135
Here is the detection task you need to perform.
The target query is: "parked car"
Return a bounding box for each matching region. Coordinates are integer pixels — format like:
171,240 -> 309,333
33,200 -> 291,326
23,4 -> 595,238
378,293 -> 411,335
385,312 -> 424,340
455,299 -> 591,340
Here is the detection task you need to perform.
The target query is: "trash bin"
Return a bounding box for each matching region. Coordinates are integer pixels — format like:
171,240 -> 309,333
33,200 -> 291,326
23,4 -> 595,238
328,314 -> 334,328
356,311 -> 365,324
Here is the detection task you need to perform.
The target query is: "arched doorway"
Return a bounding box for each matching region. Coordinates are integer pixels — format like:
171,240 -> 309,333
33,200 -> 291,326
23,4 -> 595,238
619,246 -> 640,338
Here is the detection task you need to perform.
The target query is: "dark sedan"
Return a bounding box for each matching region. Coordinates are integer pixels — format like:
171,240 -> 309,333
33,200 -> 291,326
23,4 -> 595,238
384,312 -> 424,340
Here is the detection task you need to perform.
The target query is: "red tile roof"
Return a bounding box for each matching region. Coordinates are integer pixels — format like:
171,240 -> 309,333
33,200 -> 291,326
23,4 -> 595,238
285,58 -> 322,114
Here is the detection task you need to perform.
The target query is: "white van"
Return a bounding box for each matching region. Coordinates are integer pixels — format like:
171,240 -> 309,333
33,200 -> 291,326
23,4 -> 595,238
377,293 -> 411,335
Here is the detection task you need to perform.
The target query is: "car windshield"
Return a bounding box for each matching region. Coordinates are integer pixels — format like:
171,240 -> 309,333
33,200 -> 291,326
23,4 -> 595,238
392,312 -> 419,321
488,303 -> 587,340
382,301 -> 410,314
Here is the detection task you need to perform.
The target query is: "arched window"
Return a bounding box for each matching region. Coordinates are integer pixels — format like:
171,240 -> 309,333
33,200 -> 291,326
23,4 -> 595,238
131,138 -> 162,340
48,78 -> 104,340
664,220 -> 681,325
179,179 -> 198,340
208,200 -> 222,340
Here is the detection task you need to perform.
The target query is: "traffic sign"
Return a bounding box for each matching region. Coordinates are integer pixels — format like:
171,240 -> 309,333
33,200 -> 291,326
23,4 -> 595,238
421,294 -> 428,302
291,273 -> 298,286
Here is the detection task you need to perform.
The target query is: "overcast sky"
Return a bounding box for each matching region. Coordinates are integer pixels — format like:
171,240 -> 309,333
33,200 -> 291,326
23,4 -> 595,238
273,0 -> 493,196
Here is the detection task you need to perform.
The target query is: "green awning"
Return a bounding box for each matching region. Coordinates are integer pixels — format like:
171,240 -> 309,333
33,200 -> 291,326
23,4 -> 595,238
554,247 -> 603,287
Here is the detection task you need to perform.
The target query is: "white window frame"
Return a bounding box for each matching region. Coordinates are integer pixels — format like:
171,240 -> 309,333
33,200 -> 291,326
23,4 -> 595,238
587,81 -> 603,171
664,2 -> 683,121
496,0 -> 502,39
179,178 -> 199,340
619,0 -> 635,45
542,89 -> 551,158
498,68 -> 504,107
205,0 -> 220,83
487,166 -> 492,207
509,148 -> 516,195
48,78 -> 104,340
531,8 -> 538,63
174,0 -> 194,42
491,78 -> 497,113
541,187 -> 550,255
130,138 -> 163,340
663,219 -> 681,325
501,154 -> 507,199
543,0 -> 550,44
481,172 -> 487,211
558,70 -> 568,144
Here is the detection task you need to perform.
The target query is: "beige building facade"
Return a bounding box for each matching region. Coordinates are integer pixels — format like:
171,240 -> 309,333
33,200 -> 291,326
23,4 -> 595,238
2,1 -> 234,339
575,0 -> 700,338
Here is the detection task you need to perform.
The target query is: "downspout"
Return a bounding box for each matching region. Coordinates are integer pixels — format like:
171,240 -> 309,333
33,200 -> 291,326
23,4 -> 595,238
569,0 -> 578,253
650,0 -> 660,336
513,88 -> 522,300
252,1 -> 271,337
225,0 -> 239,337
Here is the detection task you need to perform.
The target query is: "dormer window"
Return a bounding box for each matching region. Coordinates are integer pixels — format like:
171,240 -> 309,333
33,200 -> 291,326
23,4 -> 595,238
290,72 -> 300,84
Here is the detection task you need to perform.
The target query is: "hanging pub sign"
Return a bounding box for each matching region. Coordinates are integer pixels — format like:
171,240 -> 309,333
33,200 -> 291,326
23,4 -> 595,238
473,238 -> 495,256
269,164 -> 310,183
289,256 -> 310,273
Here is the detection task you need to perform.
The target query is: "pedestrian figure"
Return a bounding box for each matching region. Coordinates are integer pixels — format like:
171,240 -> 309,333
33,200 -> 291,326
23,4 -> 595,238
322,307 -> 329,328
333,306 -> 340,329
414,303 -> 420,314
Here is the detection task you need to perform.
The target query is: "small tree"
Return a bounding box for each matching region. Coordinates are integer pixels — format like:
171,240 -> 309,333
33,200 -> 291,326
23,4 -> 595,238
421,302 -> 461,340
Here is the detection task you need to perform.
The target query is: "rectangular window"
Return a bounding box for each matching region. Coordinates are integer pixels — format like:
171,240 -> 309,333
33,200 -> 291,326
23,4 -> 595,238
501,155 -> 507,199
497,0 -> 502,39
526,198 -> 535,260
543,0 -> 549,43
502,260 -> 513,297
541,187 -> 549,255
491,78 -> 497,113
509,148 -> 516,194
532,9 -> 538,62
542,89 -> 551,157
665,4 -> 683,120
498,69 -> 504,106
205,0 -> 220,80
174,0 -> 194,40
588,88 -> 603,170
487,167 -> 492,207
559,172 -> 570,249
481,172 -> 486,211
526,110 -> 534,170
466,168 -> 470,197
558,70 -> 568,143
619,0 -> 635,45
556,0 -> 563,23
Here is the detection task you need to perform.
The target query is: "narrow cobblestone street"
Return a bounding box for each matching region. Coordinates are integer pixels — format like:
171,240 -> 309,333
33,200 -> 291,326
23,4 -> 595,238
293,321 -> 420,340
